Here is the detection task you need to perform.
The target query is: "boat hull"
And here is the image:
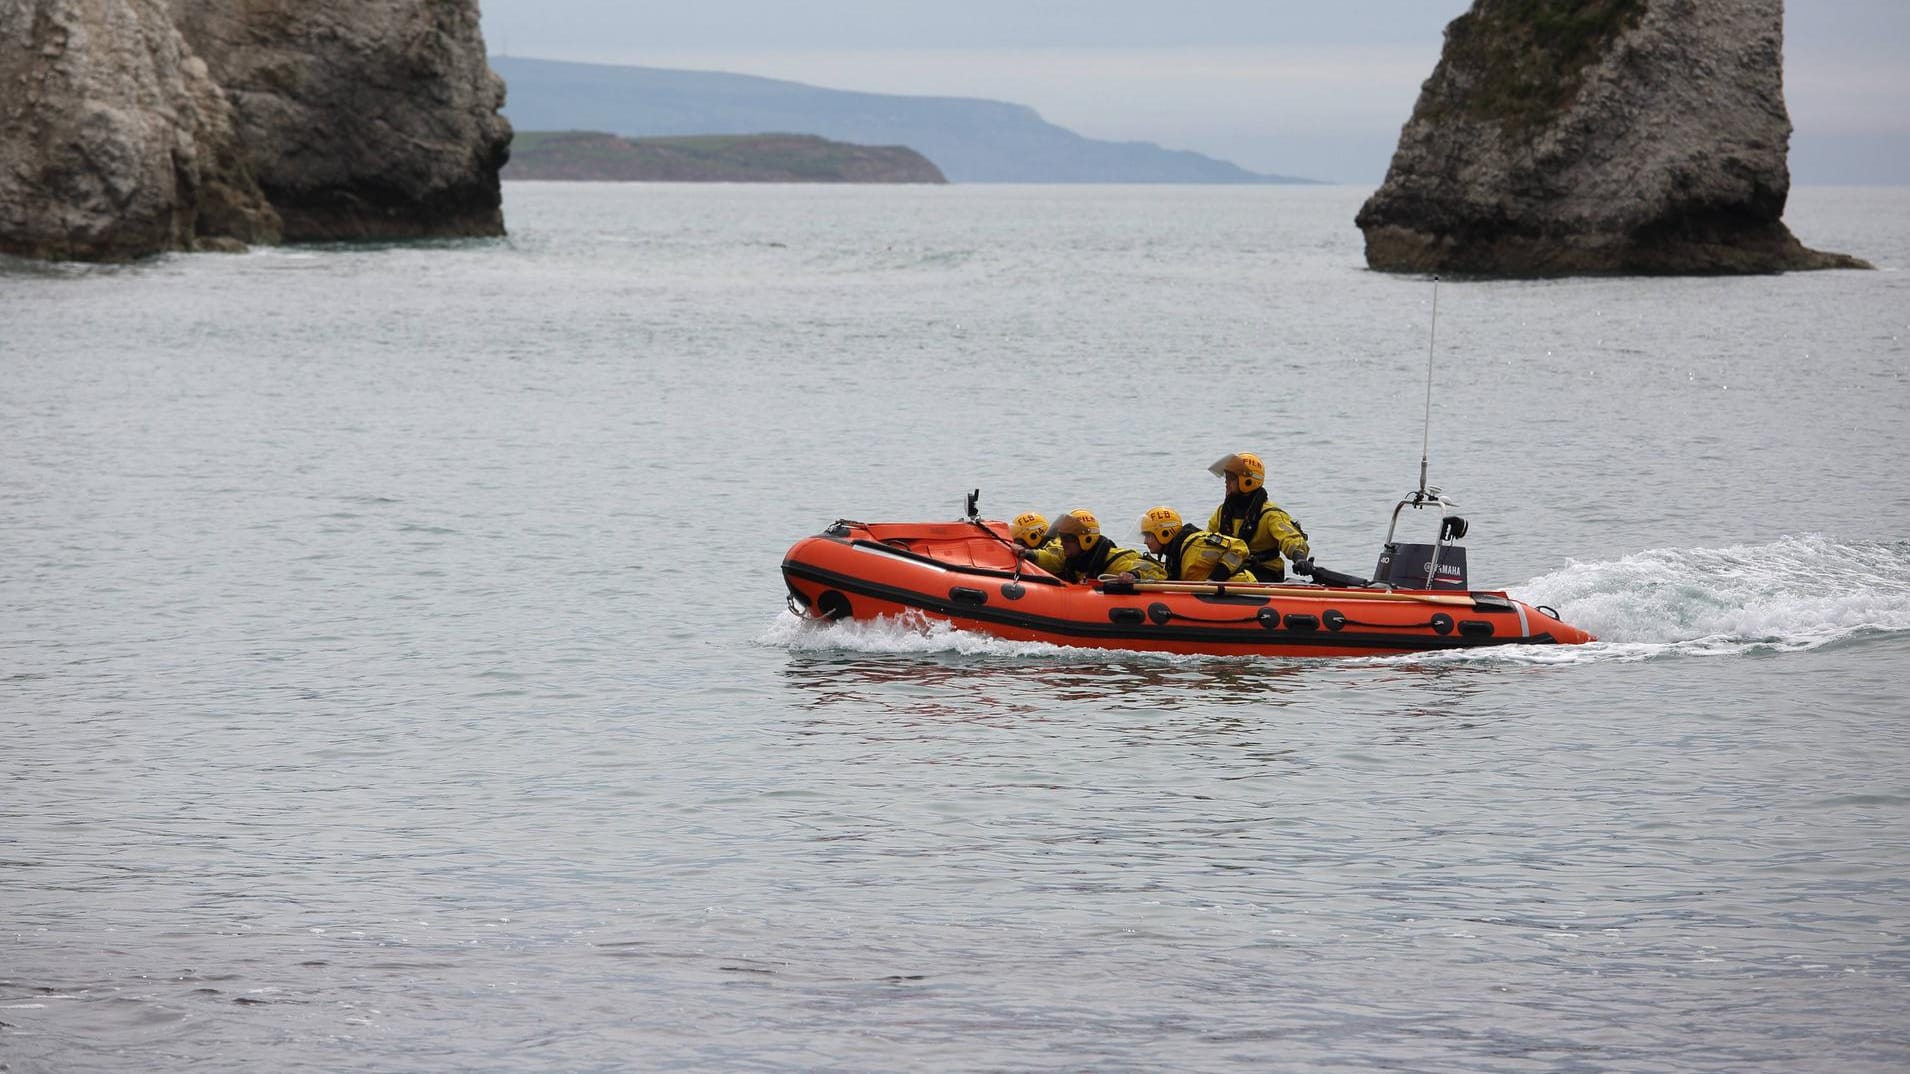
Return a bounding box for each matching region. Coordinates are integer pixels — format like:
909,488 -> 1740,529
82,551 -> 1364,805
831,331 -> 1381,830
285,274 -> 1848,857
782,520 -> 1595,657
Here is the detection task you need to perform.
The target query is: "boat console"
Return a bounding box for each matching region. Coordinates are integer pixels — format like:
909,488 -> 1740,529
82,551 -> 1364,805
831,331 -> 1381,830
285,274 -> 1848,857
1374,487 -> 1470,591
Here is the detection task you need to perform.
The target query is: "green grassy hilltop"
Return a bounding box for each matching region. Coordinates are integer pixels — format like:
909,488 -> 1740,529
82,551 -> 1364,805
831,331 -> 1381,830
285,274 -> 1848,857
506,131 -> 947,183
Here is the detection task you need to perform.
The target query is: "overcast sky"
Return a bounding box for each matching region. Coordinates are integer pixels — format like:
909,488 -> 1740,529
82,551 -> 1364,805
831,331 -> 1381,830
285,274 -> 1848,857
479,1 -> 1909,184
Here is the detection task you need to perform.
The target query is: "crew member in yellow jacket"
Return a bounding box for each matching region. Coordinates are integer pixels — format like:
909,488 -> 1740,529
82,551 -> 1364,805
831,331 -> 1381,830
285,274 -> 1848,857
1139,506 -> 1251,582
1207,452 -> 1313,581
1046,509 -> 1164,584
1010,511 -> 1065,574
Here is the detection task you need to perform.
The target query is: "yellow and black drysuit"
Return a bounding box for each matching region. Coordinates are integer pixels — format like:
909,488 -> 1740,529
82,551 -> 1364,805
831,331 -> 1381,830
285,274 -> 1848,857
1208,489 -> 1310,582
1054,539 -> 1166,585
1020,538 -> 1066,577
1157,524 -> 1252,582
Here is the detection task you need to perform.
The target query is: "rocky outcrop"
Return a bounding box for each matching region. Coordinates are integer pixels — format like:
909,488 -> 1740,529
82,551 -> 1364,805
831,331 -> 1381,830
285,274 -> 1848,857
1356,0 -> 1868,275
169,0 -> 509,242
0,0 -> 507,262
505,131 -> 948,183
0,0 -> 279,260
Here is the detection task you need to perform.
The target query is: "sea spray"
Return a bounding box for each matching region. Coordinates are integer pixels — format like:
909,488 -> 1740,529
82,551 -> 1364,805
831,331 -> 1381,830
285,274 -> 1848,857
1515,534 -> 1910,653
758,609 -> 1232,665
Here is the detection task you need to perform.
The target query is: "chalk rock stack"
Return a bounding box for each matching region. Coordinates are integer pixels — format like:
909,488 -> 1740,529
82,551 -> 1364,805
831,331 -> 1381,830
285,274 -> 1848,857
0,0 -> 277,259
167,0 -> 509,242
0,0 -> 508,261
1356,0 -> 1867,275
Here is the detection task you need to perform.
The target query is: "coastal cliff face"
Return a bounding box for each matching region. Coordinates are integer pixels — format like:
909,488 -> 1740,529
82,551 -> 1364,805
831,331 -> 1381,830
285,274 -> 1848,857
0,0 -> 507,262
1356,0 -> 1867,275
0,0 -> 279,260
169,0 -> 509,242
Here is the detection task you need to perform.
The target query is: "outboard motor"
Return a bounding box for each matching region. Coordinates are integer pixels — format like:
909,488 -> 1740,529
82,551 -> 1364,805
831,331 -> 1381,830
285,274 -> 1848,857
1374,490 -> 1470,591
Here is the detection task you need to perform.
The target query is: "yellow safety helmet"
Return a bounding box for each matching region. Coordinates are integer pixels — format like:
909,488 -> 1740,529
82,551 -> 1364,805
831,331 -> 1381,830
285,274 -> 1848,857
1209,451 -> 1266,494
1050,509 -> 1102,552
1140,506 -> 1183,544
1010,511 -> 1050,549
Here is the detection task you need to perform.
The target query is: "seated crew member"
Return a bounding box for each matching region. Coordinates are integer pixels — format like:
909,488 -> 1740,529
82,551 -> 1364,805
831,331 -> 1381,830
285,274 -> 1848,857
1049,509 -> 1164,585
1010,511 -> 1065,574
1207,452 -> 1314,581
1139,506 -> 1251,582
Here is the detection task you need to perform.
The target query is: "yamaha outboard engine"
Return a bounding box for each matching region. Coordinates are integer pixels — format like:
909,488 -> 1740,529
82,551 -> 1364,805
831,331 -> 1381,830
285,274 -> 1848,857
1374,492 -> 1470,591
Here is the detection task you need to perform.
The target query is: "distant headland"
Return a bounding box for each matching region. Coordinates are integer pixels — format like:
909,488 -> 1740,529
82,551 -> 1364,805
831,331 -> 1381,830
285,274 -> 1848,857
489,56 -> 1313,185
506,131 -> 946,183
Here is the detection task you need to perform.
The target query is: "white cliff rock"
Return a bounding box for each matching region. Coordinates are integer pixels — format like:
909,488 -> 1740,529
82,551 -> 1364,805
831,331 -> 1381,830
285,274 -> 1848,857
1356,0 -> 1866,275
168,0 -> 510,242
1,0 -> 506,261
0,0 -> 277,261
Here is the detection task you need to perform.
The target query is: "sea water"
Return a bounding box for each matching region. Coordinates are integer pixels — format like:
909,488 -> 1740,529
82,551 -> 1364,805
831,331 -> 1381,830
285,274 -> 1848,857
2,184 -> 1907,1073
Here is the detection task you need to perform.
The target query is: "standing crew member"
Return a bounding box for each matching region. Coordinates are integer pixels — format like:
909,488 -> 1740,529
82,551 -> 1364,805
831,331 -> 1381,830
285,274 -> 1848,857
1207,452 -> 1314,581
1010,511 -> 1064,574
1049,509 -> 1164,584
1139,506 -> 1250,582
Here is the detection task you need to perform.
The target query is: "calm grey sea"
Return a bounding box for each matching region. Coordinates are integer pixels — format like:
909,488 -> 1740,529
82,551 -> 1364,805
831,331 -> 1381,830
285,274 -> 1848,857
4,184 -> 1909,1074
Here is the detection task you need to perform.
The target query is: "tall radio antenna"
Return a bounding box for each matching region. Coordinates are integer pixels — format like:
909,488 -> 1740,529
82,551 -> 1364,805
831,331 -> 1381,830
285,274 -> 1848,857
1417,275 -> 1441,498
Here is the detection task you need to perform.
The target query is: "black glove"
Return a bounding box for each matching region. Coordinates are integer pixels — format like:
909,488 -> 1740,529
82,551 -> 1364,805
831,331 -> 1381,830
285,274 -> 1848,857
1289,555 -> 1315,577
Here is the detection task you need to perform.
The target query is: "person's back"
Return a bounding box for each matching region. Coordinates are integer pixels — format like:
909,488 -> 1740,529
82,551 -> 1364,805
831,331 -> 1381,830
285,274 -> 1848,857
1207,452 -> 1313,581
1050,509 -> 1164,584
1140,506 -> 1250,582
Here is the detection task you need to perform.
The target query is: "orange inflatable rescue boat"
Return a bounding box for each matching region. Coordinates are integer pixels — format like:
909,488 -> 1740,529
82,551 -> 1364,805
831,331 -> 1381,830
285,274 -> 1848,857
782,489 -> 1595,658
